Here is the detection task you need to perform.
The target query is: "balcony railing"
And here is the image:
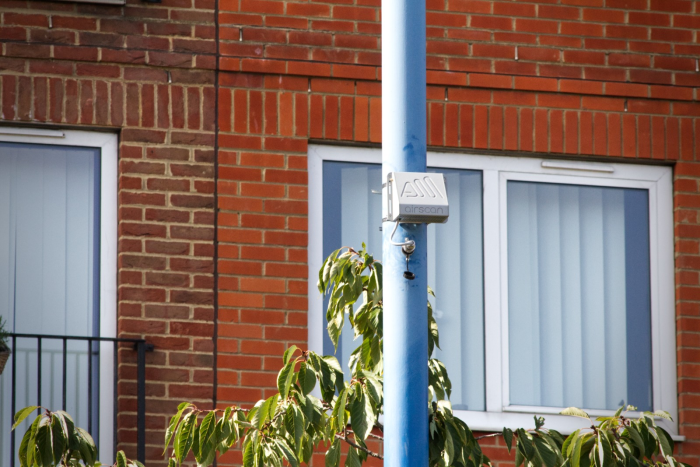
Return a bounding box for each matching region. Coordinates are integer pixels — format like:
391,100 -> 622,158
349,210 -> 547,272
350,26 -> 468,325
4,333 -> 153,465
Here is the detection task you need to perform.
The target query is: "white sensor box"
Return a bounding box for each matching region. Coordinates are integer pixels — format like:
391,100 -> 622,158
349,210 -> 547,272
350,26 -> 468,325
382,172 -> 449,224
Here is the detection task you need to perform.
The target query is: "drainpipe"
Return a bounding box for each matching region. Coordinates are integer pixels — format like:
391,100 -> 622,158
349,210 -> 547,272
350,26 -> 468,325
381,0 -> 428,464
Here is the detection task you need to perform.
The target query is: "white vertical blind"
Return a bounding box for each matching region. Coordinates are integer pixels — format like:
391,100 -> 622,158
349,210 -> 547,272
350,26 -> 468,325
428,170 -> 484,411
507,182 -> 649,411
326,162 -> 484,410
338,165 -> 383,377
0,143 -> 98,336
0,142 -> 100,465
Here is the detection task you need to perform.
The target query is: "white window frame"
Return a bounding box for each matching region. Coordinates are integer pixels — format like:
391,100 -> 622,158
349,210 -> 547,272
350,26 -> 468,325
0,127 -> 118,458
308,144 -> 678,437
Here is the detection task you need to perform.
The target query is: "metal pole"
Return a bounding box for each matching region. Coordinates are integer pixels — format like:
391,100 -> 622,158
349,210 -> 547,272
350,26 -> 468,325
381,0 -> 428,464
11,335 -> 16,467
136,341 -> 146,464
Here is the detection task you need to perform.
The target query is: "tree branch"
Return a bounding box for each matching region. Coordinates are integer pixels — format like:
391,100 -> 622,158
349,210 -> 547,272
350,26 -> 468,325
474,428 -> 537,441
346,428 -> 383,441
335,433 -> 384,460
474,432 -> 503,441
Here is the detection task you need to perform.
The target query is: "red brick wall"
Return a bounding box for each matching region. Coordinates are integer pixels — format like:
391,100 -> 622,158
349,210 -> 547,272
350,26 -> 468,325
217,0 -> 700,95
215,1 -> 700,465
0,1 -> 216,463
214,70 -> 700,466
3,0 -> 700,465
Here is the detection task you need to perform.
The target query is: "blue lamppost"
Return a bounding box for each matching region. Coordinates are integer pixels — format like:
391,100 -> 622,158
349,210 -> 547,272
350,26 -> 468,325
381,0 -> 428,464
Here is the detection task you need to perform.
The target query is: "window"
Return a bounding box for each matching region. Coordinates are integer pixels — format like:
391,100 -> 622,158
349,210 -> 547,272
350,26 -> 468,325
308,145 -> 677,435
0,128 -> 118,463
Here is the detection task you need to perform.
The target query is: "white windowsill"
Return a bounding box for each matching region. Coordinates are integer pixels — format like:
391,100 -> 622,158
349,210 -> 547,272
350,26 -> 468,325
452,409 -> 685,442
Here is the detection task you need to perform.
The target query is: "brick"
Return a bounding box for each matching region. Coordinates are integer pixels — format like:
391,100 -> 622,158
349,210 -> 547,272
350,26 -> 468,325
470,73 -> 512,89
471,44 -> 514,59
582,96 -> 624,112
518,47 -> 559,62
515,18 -> 559,34
517,107 -> 532,151
4,13 -> 49,27
650,0 -> 692,12
514,76 -> 557,92
628,99 -> 670,114
608,53 -> 650,68
537,94 -> 581,109
538,5 -> 580,20
605,25 -> 648,40
471,15 -> 512,30
564,50 -> 606,65
287,2 -> 331,17
655,56 -> 695,72
580,112 -> 594,154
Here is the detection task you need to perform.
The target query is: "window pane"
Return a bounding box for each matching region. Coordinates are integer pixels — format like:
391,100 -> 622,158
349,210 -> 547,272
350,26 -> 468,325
427,169 -> 484,411
323,162 -> 485,411
507,181 -> 652,411
322,162 -> 384,379
0,142 -> 101,465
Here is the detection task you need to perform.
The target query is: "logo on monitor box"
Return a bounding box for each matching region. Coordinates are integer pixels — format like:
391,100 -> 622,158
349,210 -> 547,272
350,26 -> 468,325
382,172 -> 449,224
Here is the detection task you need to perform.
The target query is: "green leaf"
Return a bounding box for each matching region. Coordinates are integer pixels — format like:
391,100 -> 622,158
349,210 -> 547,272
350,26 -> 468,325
283,346 -> 298,365
322,355 -> 344,389
274,438 -> 299,467
514,442 -> 525,467
639,421 -> 657,457
325,438 -> 342,467
164,402 -> 191,455
258,394 -> 280,429
626,425 -> 645,457
278,360 -> 296,399
13,406 -> 40,430
298,362 -> 316,396
54,411 -> 75,442
345,447 -> 362,467
503,428 -> 513,453
651,410 -> 673,421
333,388 -> 348,431
243,439 -> 255,467
596,433 -> 612,467
19,415 -> 41,467
362,371 -> 382,404
299,434 -> 313,464
350,388 -> 375,441
76,427 -> 97,466
654,426 -> 674,458
199,411 -> 216,457
570,434 -> 583,467
560,407 -> 591,420
562,430 -> 579,458
534,436 -> 557,467
35,423 -> 54,467
176,412 -> 197,463
116,451 -> 128,467
49,415 -> 65,464
193,439 -> 206,467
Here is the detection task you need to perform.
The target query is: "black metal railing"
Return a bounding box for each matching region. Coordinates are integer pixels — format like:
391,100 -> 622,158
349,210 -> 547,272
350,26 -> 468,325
7,333 -> 153,465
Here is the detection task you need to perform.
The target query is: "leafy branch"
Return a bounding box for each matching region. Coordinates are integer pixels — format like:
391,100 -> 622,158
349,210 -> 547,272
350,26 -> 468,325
13,244 -> 690,467
11,406 -> 143,467
159,244 -> 690,467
